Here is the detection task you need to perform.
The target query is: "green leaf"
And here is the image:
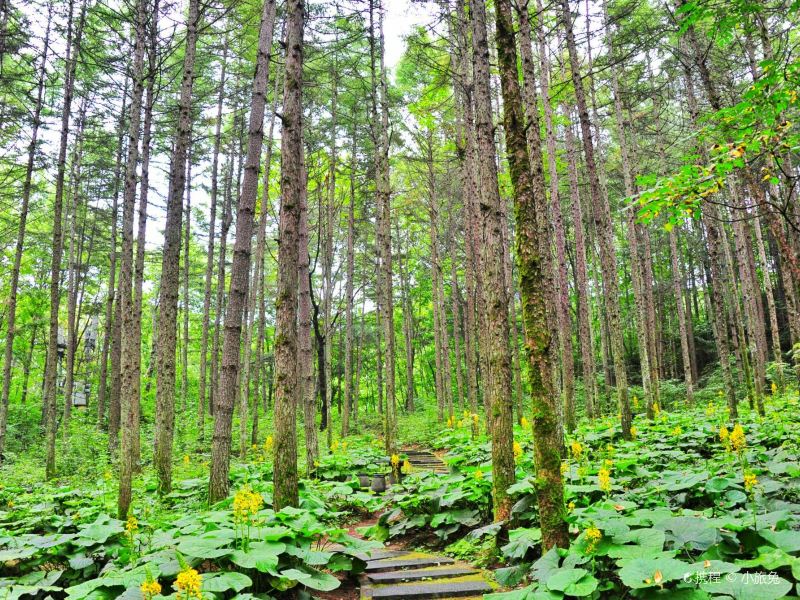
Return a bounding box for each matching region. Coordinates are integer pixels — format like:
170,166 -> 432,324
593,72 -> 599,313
616,557 -> 689,589
203,571 -> 253,593
546,568 -> 598,597
230,541 -> 285,573
280,566 -> 340,591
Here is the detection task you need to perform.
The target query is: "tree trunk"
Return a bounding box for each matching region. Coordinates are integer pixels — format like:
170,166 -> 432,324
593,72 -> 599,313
299,169 -> 317,474
0,7 -> 51,458
117,0 -> 149,517
44,0 -> 87,479
343,136 -> 356,435
519,0 -> 574,431
153,0 -> 201,495
208,0 -> 276,503
561,0 -> 631,438
198,39 -> 228,439
273,0 -> 305,511
470,0 -> 513,521
497,0 -> 567,546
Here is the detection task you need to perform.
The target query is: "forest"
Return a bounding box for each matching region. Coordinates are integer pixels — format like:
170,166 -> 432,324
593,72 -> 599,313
1,0 -> 799,597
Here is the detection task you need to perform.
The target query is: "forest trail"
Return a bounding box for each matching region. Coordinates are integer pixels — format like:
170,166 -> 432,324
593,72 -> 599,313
326,449 -> 494,599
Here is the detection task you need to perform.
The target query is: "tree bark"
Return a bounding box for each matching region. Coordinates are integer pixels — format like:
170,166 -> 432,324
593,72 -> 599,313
0,7 -> 51,458
44,0 -> 87,479
153,0 -> 201,495
470,0 -> 513,522
208,0 -> 276,503
198,39 -> 228,439
273,0 -> 304,511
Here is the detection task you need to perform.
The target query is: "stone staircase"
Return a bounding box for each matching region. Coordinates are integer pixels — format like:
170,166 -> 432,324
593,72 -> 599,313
402,449 -> 449,475
358,549 -> 492,599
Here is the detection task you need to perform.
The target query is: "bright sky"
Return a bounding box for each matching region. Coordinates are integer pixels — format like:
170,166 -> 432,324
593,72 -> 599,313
383,0 -> 435,68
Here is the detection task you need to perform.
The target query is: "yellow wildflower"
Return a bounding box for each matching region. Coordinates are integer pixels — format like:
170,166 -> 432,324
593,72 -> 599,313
570,441 -> 583,460
560,461 -> 568,475
670,426 -> 682,436
604,458 -> 613,469
598,467 -> 612,493
126,515 -> 138,536
719,425 -> 730,444
341,441 -> 348,452
103,471 -> 112,481
606,444 -> 615,453
264,435 -> 274,451
520,416 -> 530,430
391,454 -> 400,468
513,441 -> 523,459
653,403 -> 661,416
633,395 -> 639,409
771,382 -> 777,395
182,454 -> 190,465
718,390 -> 724,397
463,409 -> 470,418
584,526 -> 602,552
141,579 -> 162,599
705,405 -> 715,416
402,459 -> 413,474
447,416 -> 453,428
457,420 -> 465,428
331,440 -> 340,452
471,413 -> 479,425
7,500 -> 14,509
233,485 -> 263,523
568,501 -> 576,511
730,423 -> 746,451
175,567 -> 202,599
630,426 -> 637,438
474,469 -> 484,480
744,472 -> 758,492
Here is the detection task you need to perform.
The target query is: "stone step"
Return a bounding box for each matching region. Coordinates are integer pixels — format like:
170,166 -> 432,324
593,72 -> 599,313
354,549 -> 408,562
366,566 -> 478,584
363,576 -> 492,599
366,555 -> 455,572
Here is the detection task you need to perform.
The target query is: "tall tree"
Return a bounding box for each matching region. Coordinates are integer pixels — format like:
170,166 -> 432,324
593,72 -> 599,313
273,0 -> 305,511
153,0 -> 202,495
209,0 -> 277,503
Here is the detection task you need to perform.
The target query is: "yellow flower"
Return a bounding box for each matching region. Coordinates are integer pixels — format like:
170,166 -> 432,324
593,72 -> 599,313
633,395 -> 639,408
653,403 -> 661,416
341,441 -> 348,452
570,441 -> 583,460
705,405 -> 715,416
331,440 -> 340,452
598,467 -> 612,493
471,413 -> 479,425
7,500 -> 14,509
584,526 -> 602,552
630,426 -> 637,438
474,469 -> 484,480
744,472 -> 758,492
103,471 -> 112,481
670,426 -> 682,436
183,454 -> 190,465
513,441 -> 523,459
447,416 -> 453,428
560,461 -> 568,475
175,567 -> 202,599
141,579 -> 162,599
604,458 -> 613,469
771,382 -> 777,395
719,425 -> 730,443
402,459 -> 413,474
233,485 -> 263,523
463,409 -> 470,418
567,501 -> 576,511
264,435 -> 274,451
718,390 -> 724,397
457,420 -> 465,428
653,569 -> 664,585
730,423 -> 746,452
390,454 -> 400,467
606,444 -> 615,453
126,515 -> 138,535
520,416 -> 530,430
